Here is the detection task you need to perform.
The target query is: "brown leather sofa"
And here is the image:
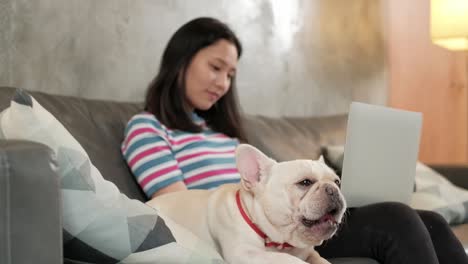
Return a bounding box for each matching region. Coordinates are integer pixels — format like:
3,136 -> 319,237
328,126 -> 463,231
1,86 -> 466,264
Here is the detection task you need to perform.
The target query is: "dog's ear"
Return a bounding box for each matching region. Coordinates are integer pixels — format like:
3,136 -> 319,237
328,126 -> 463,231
235,144 -> 276,191
318,155 -> 325,164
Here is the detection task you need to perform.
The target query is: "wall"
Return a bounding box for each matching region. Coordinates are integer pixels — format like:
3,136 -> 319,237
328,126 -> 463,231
0,0 -> 387,117
0,0 -> 11,85
385,0 -> 468,164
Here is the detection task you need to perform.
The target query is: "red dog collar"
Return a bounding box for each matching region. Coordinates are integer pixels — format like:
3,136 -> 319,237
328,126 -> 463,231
235,190 -> 293,250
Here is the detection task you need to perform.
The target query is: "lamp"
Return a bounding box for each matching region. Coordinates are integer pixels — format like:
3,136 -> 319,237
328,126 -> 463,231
431,0 -> 468,51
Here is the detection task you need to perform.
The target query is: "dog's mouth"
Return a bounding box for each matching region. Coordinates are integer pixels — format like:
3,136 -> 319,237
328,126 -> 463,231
301,208 -> 339,228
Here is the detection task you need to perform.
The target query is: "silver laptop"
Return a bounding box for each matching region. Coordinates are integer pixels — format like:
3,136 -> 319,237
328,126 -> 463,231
340,102 -> 423,207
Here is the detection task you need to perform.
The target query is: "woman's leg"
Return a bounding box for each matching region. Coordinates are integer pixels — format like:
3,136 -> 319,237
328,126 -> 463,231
315,202 -> 441,264
417,210 -> 468,264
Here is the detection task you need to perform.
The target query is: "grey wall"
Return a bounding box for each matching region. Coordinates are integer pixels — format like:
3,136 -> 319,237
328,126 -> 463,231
0,0 -> 11,85
0,0 -> 387,117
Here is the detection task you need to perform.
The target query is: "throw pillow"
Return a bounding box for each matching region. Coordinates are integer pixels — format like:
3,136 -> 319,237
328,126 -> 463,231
410,164 -> 468,225
0,89 -> 223,263
321,144 -> 468,225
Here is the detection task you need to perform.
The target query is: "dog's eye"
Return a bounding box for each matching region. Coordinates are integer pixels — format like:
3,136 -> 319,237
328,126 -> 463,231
297,179 -> 315,187
334,179 -> 341,188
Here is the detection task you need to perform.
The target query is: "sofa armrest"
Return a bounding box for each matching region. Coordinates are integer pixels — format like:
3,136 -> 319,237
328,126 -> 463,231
429,165 -> 468,189
0,139 -> 62,264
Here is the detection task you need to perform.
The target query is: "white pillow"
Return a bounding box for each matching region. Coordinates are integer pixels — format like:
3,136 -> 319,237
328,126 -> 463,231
0,89 -> 223,263
410,163 -> 468,225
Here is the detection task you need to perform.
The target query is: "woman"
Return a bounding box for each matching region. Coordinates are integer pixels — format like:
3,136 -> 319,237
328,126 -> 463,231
122,17 -> 468,264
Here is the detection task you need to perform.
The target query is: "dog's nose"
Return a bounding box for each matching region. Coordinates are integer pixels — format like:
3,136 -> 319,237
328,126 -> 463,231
325,185 -> 335,196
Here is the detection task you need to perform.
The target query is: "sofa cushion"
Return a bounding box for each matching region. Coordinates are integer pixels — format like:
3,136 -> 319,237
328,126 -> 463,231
0,89 -> 224,263
242,114 -> 347,162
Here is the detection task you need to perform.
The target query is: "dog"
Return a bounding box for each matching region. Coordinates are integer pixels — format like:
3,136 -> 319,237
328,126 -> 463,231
146,144 -> 346,264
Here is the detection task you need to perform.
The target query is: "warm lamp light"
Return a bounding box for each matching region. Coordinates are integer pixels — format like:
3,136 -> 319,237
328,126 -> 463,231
431,0 -> 468,51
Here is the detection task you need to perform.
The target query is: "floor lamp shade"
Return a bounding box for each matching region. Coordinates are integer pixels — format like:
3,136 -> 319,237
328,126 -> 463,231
431,0 -> 468,51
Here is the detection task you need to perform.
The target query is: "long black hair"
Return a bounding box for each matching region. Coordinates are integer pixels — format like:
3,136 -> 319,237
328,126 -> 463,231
145,17 -> 247,142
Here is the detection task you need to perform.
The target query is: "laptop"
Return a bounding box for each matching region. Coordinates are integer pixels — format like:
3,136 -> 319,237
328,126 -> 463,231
340,102 -> 423,207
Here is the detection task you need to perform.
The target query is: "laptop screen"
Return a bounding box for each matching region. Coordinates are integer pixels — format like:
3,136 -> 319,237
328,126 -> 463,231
340,102 -> 422,207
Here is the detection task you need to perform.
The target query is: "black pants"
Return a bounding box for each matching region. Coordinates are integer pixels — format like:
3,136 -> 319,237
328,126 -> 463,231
316,202 -> 468,264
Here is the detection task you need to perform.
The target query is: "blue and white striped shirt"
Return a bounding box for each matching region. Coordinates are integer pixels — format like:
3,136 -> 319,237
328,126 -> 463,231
121,112 -> 240,198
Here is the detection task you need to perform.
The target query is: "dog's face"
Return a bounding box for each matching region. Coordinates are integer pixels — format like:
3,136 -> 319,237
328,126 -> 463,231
236,144 -> 346,247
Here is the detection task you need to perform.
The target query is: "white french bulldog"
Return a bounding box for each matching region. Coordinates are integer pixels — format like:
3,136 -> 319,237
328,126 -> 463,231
146,144 -> 346,264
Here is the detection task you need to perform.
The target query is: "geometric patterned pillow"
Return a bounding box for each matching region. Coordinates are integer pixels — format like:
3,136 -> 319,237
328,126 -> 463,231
0,89 -> 223,263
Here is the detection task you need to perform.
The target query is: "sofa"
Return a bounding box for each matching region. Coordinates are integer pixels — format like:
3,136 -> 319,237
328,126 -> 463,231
0,86 -> 467,264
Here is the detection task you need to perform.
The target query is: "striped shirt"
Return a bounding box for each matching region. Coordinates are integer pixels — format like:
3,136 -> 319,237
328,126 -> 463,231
121,112 -> 241,198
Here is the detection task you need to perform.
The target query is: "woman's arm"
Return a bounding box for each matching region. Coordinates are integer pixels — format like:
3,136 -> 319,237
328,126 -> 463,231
122,115 -> 187,199
151,181 -> 188,198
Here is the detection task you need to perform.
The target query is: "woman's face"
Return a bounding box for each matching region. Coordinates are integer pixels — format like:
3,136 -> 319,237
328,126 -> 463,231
184,39 -> 238,111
